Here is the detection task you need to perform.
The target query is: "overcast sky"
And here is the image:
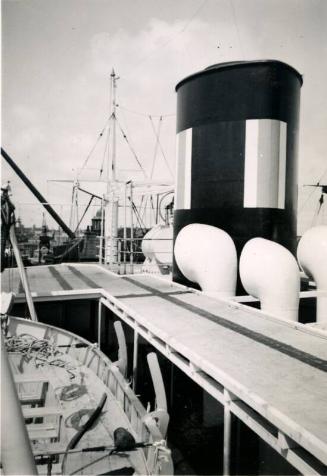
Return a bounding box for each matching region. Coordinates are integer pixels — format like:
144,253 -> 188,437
2,0 -> 327,233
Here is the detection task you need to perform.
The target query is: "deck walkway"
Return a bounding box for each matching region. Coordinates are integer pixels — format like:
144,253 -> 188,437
2,263 -> 327,474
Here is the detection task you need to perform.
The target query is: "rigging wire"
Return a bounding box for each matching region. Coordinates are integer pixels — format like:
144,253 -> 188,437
128,197 -> 146,232
69,185 -> 79,232
298,186 -> 319,214
180,0 -> 209,32
298,166 -> 327,214
140,194 -> 160,228
78,114 -> 113,178
119,105 -> 175,119
115,100 -> 146,175
99,125 -> 111,178
139,194 -> 147,223
311,197 -> 323,227
69,185 -> 76,229
318,167 -> 327,184
124,0 -> 209,75
74,195 -> 94,233
229,0 -> 244,59
150,116 -> 163,179
149,115 -> 174,178
115,116 -> 148,178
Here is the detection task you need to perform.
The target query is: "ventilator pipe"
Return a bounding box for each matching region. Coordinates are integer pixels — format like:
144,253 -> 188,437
174,224 -> 237,298
297,225 -> 327,323
240,238 -> 300,321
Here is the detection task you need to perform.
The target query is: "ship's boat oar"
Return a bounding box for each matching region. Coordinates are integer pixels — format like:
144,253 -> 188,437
61,392 -> 107,473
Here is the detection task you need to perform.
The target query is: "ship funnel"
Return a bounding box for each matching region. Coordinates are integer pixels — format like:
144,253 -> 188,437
173,60 -> 302,288
297,226 -> 327,323
240,238 -> 300,321
174,224 -> 237,299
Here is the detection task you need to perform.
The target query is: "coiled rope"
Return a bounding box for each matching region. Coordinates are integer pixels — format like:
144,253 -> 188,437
5,334 -> 77,379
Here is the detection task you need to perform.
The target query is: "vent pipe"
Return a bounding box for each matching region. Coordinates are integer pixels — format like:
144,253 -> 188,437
297,225 -> 327,323
174,224 -> 237,299
240,238 -> 300,321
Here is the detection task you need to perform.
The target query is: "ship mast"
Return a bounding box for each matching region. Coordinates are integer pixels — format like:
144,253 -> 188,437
104,69 -> 119,266
108,68 -> 117,189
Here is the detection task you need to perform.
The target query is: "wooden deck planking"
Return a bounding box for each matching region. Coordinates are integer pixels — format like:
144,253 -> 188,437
2,263 -> 327,466
113,275 -> 327,463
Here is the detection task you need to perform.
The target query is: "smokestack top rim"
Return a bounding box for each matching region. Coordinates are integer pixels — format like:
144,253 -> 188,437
175,59 -> 303,92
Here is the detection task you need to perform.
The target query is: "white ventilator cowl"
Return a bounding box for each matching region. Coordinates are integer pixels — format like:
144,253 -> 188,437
174,224 -> 237,299
297,225 -> 327,323
240,238 -> 300,321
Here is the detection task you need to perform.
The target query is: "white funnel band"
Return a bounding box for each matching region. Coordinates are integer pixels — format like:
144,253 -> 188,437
240,238 -> 300,322
297,225 -> 327,323
174,224 -> 237,298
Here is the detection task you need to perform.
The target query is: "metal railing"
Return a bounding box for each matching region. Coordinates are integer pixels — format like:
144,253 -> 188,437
97,236 -> 173,275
